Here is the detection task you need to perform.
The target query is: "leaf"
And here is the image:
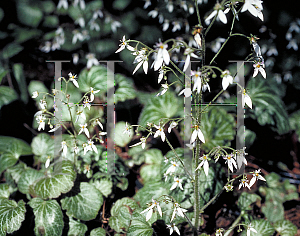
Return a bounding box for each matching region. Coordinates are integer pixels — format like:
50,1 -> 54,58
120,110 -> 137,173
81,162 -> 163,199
89,40 -> 117,58
61,182 -> 103,221
18,168 -> 44,194
0,8 -> 3,22
273,220 -> 297,236
31,133 -> 54,160
68,217 -> 88,236
114,121 -> 134,147
261,201 -> 284,223
138,91 -> 181,129
201,107 -> 235,152
247,77 -> 290,135
43,15 -> 59,27
16,2 -> 43,27
237,192 -> 261,211
144,149 -> 164,165
0,70 -> 8,84
0,136 -> 32,155
289,109 -> 300,142
28,80 -> 49,100
114,74 -> 136,103
13,28 -> 42,43
116,177 -> 129,191
0,86 -> 18,109
127,212 -> 153,236
0,199 -> 26,234
32,160 -> 76,199
109,197 -> 139,233
78,65 -> 108,95
241,219 -> 275,236
91,178 -> 113,197
28,198 -> 64,236
90,227 -> 106,236
13,63 -> 28,104
112,0 -> 131,10
0,183 -> 10,199
0,152 -> 19,175
140,164 -> 161,183
0,43 -> 23,60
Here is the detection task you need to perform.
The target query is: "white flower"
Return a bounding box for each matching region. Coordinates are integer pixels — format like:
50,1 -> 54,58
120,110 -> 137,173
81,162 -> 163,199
247,223 -> 258,236
183,48 -> 199,72
178,88 -> 192,97
90,87 -> 100,102
205,3 -> 228,25
115,35 -> 135,53
166,1 -> 174,12
73,53 -> 79,65
68,72 -> 79,88
153,41 -> 170,71
166,161 -> 179,175
172,21 -> 181,32
75,110 -> 86,123
111,21 -> 121,33
143,0 -> 151,9
170,177 -> 184,191
171,203 -> 187,222
195,154 -> 209,176
123,122 -> 131,136
140,198 -> 162,221
202,81 -> 210,92
45,156 -> 51,168
239,178 -> 251,189
224,154 -> 237,172
75,17 -> 85,28
83,164 -> 90,174
73,146 -> 79,154
39,100 -> 47,110
32,91 -> 39,98
241,0 -> 264,21
129,137 -> 146,149
168,121 -> 178,133
88,139 -> 98,153
156,83 -> 169,97
83,99 -> 91,110
73,0 -> 85,10
57,0 -> 68,9
224,183 -> 234,191
132,49 -> 148,74
211,37 -> 226,53
48,124 -> 60,132
93,10 -> 103,19
158,69 -> 165,84
89,20 -> 100,31
162,19 -> 170,31
72,30 -> 83,44
190,125 -> 205,144
287,39 -> 298,51
83,143 -> 90,155
86,53 -> 99,68
180,1 -> 188,11
249,169 -> 266,187
191,70 -> 202,94
148,9 -> 158,18
95,118 -> 103,130
166,223 -> 180,235
216,228 -> 224,236
253,62 -> 266,78
153,124 -> 166,142
78,123 -> 89,138
242,89 -> 252,109
36,115 -> 46,131
61,141 -> 67,157
222,70 -> 234,90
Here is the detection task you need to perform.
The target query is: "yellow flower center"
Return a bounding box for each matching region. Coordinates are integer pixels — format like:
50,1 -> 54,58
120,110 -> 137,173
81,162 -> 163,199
160,45 -> 164,49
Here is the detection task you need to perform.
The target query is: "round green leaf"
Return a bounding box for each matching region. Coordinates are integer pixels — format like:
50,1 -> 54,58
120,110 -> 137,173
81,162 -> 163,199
33,160 -> 76,199
91,178 -> 113,197
114,121 -> 133,147
0,199 -> 26,234
144,149 -> 164,165
127,212 -> 153,236
237,192 -> 261,211
18,168 -> 44,194
0,137 -> 31,156
140,164 -> 161,183
241,219 -> 275,236
28,198 -> 64,236
114,74 -> 136,103
28,80 -> 49,100
112,0 -> 130,10
68,217 -> 88,236
134,182 -> 168,206
0,86 -> 18,109
61,182 -> 103,221
138,91 -> 181,129
0,43 -> 23,60
111,197 -> 139,217
201,107 -> 235,152
16,2 -> 43,27
78,65 -> 108,95
273,220 -> 297,236
261,201 -> 284,223
0,152 -> 18,175
90,227 -> 106,236
0,183 -> 10,199
31,133 -> 54,159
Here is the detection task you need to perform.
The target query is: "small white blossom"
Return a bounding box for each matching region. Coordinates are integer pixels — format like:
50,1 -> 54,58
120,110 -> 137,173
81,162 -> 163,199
249,169 -> 266,187
171,203 -> 187,222
168,121 -> 178,133
242,89 -> 252,109
32,91 -> 39,98
241,0 -> 264,21
90,87 -> 100,102
129,137 -> 146,149
166,223 -> 180,235
123,122 -> 131,136
75,17 -> 85,28
45,156 -> 51,168
287,39 -> 298,51
172,21 -> 181,32
115,35 -> 135,53
162,19 -> 170,31
216,228 -> 224,236
68,72 -> 79,88
239,178 -> 251,189
73,53 -> 79,65
83,99 -> 91,110
195,154 -> 209,176
224,154 -> 237,172
144,0 -> 151,9
39,100 -> 47,110
48,124 -> 60,132
211,37 -> 226,53
183,48 -> 199,72
170,177 -> 184,191
86,53 -> 99,69
57,0 -> 68,9
224,183 -> 234,191
190,125 -> 205,144
140,198 -> 162,221
72,30 -> 84,44
61,141 -> 67,157
166,1 -> 173,12
148,9 -> 158,18
153,41 -> 170,71
78,123 -> 89,138
166,161 -> 179,175
132,49 -> 148,74
222,70 -> 234,90
153,124 -> 166,142
111,21 -> 121,33
95,118 -> 103,130
88,139 -> 98,153
205,3 -> 228,25
156,83 -> 169,97
36,115 -> 46,131
247,223 -> 258,236
75,110 -> 86,123
73,146 -> 79,154
253,62 -> 266,78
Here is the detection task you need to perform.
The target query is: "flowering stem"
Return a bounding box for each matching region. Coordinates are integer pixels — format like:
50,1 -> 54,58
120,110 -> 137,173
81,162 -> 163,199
199,189 -> 223,213
194,0 -> 202,27
224,213 -> 242,236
